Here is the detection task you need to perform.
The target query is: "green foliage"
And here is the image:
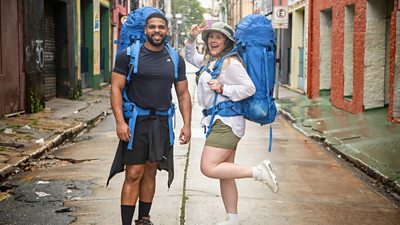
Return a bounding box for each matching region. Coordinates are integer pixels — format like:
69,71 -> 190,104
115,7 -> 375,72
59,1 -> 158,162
72,88 -> 82,100
29,91 -> 43,113
31,119 -> 39,126
8,124 -> 22,129
171,0 -> 205,37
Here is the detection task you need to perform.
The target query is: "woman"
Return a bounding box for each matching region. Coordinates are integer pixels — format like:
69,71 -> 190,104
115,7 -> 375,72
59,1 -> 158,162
184,22 -> 279,225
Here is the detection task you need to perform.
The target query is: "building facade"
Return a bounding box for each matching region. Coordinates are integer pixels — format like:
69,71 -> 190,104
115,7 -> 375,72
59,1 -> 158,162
76,0 -> 112,90
0,0 -> 24,115
281,0 -> 308,93
225,0 -> 254,27
111,0 -> 129,68
25,0 -> 77,113
308,0 -> 399,123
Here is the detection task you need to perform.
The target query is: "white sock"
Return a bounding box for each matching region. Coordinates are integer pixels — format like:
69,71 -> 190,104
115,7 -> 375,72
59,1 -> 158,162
227,213 -> 239,222
252,167 -> 261,178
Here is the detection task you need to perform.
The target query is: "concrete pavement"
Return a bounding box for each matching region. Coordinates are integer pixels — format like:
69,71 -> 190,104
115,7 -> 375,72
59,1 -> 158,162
276,87 -> 400,195
0,88 -> 111,180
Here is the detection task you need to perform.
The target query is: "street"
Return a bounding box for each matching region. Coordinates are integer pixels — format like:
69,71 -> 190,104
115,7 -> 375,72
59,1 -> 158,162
0,88 -> 399,224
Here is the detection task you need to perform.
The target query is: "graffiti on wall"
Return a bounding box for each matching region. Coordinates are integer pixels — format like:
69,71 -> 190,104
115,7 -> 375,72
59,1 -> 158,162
25,40 -> 44,71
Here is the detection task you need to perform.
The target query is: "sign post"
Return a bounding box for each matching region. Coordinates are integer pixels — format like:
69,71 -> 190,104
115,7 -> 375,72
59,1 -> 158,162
273,0 -> 288,99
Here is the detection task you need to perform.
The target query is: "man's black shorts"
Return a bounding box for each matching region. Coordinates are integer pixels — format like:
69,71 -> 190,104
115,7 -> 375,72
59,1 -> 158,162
122,115 -> 170,165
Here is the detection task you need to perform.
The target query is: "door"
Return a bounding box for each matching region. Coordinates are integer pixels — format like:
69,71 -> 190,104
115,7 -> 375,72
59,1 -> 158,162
0,0 -> 23,115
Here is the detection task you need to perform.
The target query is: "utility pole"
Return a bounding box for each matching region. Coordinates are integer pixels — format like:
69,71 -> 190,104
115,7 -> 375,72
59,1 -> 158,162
272,0 -> 288,100
275,29 -> 281,99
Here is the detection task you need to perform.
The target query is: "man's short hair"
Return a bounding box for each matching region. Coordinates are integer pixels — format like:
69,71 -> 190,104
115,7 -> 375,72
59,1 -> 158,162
146,13 -> 169,27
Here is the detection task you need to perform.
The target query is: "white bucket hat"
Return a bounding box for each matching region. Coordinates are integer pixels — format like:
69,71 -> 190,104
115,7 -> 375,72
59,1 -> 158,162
201,22 -> 235,43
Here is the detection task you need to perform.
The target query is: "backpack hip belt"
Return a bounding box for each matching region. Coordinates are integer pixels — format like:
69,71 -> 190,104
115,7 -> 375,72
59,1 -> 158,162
122,92 -> 176,151
202,100 -> 241,117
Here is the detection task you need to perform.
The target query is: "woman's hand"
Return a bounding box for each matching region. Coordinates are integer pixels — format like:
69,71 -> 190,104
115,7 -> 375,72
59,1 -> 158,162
189,21 -> 208,40
207,79 -> 223,94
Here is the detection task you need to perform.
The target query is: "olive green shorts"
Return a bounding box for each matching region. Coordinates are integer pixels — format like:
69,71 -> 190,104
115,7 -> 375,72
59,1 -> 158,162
205,119 -> 241,150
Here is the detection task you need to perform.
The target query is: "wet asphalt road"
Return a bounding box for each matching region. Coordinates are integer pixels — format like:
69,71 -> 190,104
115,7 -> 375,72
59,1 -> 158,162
1,110 -> 399,225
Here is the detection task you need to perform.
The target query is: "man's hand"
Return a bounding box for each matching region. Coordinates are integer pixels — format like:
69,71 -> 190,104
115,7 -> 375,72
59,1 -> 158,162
179,125 -> 191,144
116,121 -> 130,142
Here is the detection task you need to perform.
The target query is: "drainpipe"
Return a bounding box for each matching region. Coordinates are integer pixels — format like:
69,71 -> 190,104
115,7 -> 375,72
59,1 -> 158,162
240,0 -> 242,19
307,0 -> 313,97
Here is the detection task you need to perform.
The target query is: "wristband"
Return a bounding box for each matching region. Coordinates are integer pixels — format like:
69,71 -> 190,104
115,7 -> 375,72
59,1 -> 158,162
220,84 -> 224,94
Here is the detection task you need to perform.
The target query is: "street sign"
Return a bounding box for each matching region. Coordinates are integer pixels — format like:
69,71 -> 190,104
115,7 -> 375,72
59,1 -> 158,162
254,0 -> 273,16
273,0 -> 289,29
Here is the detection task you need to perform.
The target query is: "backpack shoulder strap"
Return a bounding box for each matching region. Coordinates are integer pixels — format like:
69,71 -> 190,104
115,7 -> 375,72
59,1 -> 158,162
126,36 -> 142,84
165,44 -> 179,81
211,47 -> 238,79
131,37 -> 142,75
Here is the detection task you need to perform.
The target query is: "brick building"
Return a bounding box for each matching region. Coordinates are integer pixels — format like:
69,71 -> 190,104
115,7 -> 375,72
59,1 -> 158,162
0,0 -> 78,116
0,0 -> 24,115
308,0 -> 399,123
111,0 -> 129,67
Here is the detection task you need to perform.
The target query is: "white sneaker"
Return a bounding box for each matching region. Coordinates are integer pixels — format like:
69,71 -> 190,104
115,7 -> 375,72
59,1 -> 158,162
216,219 -> 240,225
255,159 -> 279,193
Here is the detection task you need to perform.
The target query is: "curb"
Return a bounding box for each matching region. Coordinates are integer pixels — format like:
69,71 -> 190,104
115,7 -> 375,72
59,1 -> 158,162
278,108 -> 400,196
0,111 -> 108,181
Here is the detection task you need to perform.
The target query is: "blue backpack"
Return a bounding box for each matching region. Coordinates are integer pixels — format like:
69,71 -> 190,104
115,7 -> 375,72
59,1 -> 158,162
114,7 -> 180,150
201,14 -> 277,151
115,6 -> 179,81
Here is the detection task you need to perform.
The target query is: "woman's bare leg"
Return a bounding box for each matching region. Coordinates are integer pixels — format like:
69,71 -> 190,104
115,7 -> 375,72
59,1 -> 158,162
220,150 -> 238,214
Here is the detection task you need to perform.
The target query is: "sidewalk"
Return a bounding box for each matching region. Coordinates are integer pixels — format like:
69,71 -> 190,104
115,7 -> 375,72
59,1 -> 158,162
276,86 -> 400,194
0,87 -> 111,180
183,63 -> 399,225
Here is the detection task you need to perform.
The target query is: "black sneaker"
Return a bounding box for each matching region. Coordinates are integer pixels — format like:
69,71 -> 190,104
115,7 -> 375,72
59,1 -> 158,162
135,216 -> 154,225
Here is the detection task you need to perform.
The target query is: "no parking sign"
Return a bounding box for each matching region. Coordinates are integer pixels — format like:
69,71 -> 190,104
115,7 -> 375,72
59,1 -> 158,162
273,0 -> 288,29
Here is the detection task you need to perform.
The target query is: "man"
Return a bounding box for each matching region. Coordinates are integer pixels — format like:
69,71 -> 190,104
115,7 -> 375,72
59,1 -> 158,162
109,13 -> 191,225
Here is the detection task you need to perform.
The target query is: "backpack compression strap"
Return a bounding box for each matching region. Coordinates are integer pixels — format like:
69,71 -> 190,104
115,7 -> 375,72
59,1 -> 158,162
126,36 -> 142,83
263,47 -> 274,152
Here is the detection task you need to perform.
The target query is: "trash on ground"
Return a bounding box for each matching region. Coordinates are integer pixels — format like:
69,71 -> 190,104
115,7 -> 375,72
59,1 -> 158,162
35,191 -> 51,197
0,192 -> 11,202
36,181 -> 50,185
22,125 -> 31,130
4,128 -> 12,134
35,138 -> 44,145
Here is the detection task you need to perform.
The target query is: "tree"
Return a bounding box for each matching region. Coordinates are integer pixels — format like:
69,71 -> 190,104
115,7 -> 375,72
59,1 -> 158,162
171,0 -> 205,38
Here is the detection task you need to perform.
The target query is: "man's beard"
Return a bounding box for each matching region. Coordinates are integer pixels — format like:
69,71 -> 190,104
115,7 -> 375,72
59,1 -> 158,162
146,33 -> 166,47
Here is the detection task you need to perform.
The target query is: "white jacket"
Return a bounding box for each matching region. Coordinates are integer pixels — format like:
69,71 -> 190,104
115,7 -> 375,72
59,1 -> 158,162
184,41 -> 255,137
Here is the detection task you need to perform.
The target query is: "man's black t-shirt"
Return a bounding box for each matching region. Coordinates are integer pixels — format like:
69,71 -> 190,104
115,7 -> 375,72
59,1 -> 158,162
113,46 -> 186,111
